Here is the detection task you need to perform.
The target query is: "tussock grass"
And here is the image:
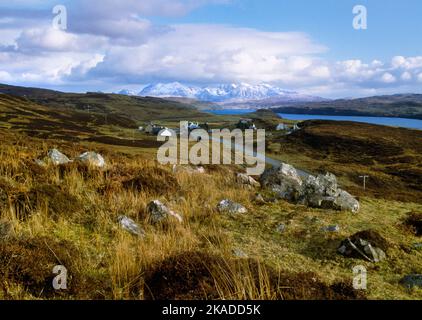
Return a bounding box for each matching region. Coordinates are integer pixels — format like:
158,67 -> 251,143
0,129 -> 420,300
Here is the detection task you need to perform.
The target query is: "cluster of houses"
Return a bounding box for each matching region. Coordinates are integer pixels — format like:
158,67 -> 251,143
139,123 -> 168,136
236,119 -> 257,130
139,119 -> 300,138
275,123 -> 300,134
140,121 -> 209,137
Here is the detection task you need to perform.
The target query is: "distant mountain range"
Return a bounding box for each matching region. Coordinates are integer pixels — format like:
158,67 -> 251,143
2,82 -> 422,120
116,82 -> 327,105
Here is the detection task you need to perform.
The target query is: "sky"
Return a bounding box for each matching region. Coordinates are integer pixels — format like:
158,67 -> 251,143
0,0 -> 421,98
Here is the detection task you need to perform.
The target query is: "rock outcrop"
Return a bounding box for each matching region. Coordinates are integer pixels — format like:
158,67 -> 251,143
260,163 -> 359,213
400,275 -> 422,289
77,152 -> 106,168
146,200 -> 183,224
338,230 -> 388,262
48,149 -> 71,165
217,199 -> 247,215
118,216 -> 145,237
236,173 -> 260,188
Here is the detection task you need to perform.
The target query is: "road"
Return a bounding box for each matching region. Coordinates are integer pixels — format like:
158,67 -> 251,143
207,136 -> 311,178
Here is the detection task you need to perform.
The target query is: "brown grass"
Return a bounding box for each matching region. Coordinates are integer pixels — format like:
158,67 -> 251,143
0,128 -> 420,300
404,211 -> 422,236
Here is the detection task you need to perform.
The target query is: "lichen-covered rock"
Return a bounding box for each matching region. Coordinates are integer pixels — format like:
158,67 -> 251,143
322,225 -> 340,232
217,199 -> 247,215
276,223 -> 286,233
77,152 -> 106,168
118,216 -> 145,237
338,230 -> 388,263
237,173 -> 260,188
400,275 -> 422,289
254,193 -> 266,205
334,189 -> 360,213
260,163 -> 303,189
261,163 -> 359,213
316,172 -> 338,197
48,149 -> 71,165
146,200 -> 183,224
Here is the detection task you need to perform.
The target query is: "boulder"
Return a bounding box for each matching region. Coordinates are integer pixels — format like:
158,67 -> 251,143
276,223 -> 286,234
260,163 -> 360,213
400,275 -> 422,289
77,151 -> 106,168
322,225 -> 340,232
300,175 -> 335,208
316,172 -> 338,197
260,163 -> 303,203
237,173 -> 260,188
217,199 -> 247,215
254,193 -> 266,205
118,216 -> 145,237
299,173 -> 357,212
260,163 -> 302,189
338,230 -> 388,263
334,189 -> 360,213
48,149 -> 71,165
146,200 -> 183,224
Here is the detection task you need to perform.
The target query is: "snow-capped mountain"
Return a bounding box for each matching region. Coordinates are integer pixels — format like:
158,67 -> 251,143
117,82 -> 326,104
140,82 -> 199,99
115,89 -> 137,96
196,83 -> 295,102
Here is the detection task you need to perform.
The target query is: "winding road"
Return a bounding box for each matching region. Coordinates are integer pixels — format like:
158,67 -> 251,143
207,135 -> 311,178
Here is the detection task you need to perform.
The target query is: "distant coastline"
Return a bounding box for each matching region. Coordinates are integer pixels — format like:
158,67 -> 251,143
206,109 -> 422,130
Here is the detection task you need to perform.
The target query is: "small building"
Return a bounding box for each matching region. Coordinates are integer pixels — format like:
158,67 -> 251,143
181,121 -> 201,132
145,123 -> 156,134
158,128 -> 175,137
286,123 -> 301,135
152,126 -> 166,135
237,119 -> 257,130
276,123 -> 286,131
145,123 -> 166,135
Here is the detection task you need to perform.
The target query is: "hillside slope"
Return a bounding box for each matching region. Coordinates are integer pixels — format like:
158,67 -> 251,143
272,94 -> 422,119
267,120 -> 422,203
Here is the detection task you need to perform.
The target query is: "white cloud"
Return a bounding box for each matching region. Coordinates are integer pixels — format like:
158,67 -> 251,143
1,0 -> 422,97
0,70 -> 12,81
401,71 -> 412,81
391,55 -> 422,70
89,25 -> 327,85
381,72 -> 396,83
15,28 -> 105,52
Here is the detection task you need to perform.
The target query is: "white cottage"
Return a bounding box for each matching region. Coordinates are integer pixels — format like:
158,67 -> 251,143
276,123 -> 286,131
158,128 -> 175,137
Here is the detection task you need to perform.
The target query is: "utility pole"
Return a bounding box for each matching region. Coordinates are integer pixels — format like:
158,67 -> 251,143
359,175 -> 369,190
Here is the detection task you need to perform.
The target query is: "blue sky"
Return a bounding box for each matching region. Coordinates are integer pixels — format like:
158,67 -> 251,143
0,0 -> 422,98
153,0 -> 422,61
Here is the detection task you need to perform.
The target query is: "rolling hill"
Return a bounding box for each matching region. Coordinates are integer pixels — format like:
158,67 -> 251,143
272,94 -> 422,119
